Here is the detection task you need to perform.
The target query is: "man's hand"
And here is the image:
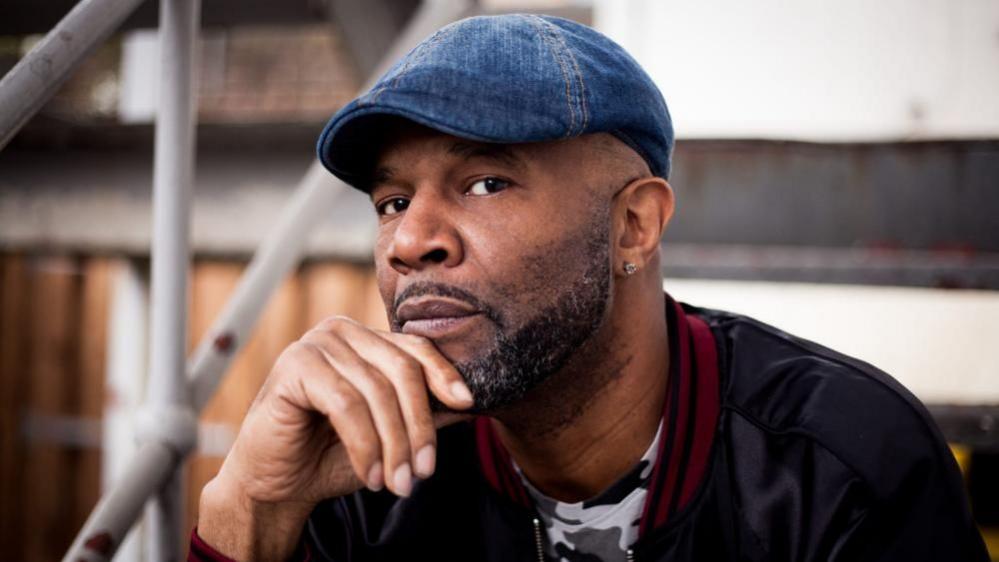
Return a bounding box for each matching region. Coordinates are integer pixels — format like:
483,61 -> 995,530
197,316 -> 474,560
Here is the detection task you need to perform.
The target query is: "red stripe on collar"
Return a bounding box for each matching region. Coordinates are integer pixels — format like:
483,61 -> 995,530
638,297 -> 721,534
474,293 -> 721,534
475,415 -> 532,507
678,314 -> 721,509
640,296 -> 691,534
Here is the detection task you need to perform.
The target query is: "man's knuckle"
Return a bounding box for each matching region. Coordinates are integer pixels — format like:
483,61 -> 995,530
402,356 -> 425,377
315,314 -> 357,332
386,436 -> 411,457
365,373 -> 396,402
413,418 -> 435,439
280,340 -> 307,359
328,387 -> 360,414
387,355 -> 424,384
302,330 -> 338,351
276,342 -> 311,372
355,438 -> 379,460
306,324 -> 341,342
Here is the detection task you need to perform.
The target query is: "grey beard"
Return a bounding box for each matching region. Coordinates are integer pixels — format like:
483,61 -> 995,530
455,232 -> 611,413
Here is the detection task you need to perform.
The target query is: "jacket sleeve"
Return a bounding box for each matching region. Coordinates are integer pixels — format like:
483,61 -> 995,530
823,465 -> 990,561
724,343 -> 991,562
842,396 -> 990,560
187,527 -> 312,562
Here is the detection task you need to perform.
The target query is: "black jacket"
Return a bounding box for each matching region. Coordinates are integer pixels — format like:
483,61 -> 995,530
303,295 -> 989,561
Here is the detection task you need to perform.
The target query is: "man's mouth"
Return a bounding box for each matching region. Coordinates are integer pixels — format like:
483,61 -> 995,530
396,297 -> 484,339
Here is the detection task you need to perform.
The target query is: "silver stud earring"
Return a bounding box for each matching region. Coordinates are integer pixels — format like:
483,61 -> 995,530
623,262 -> 638,275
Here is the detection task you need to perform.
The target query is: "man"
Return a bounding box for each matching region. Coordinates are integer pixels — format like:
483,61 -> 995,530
191,14 -> 989,562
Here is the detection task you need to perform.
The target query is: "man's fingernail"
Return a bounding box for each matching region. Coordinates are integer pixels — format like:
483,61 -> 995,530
394,463 -> 412,497
450,381 -> 474,405
367,462 -> 384,491
415,444 -> 435,478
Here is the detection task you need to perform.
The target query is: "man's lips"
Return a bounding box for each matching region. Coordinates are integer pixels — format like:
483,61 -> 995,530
396,297 -> 483,338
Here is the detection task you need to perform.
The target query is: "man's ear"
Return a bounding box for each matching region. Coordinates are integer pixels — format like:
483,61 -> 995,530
613,178 -> 675,276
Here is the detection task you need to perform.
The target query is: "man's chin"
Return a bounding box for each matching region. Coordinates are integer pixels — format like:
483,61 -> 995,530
420,322 -> 497,364
430,389 -> 522,417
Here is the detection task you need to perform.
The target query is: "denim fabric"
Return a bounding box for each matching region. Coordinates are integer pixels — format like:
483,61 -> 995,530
317,14 -> 674,190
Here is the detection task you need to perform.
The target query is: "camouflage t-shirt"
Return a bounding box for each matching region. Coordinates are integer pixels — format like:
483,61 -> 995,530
516,422 -> 663,562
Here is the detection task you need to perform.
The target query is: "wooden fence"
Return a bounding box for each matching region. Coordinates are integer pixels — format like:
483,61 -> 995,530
0,252 -> 385,561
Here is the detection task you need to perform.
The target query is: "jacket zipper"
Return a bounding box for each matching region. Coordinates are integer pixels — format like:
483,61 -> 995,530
532,518 -> 544,562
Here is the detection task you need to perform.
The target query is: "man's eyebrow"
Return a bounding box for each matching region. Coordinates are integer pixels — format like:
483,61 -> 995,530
447,141 -> 525,170
367,165 -> 398,195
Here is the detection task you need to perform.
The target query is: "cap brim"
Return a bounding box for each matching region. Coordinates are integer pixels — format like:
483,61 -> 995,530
317,103 -> 501,192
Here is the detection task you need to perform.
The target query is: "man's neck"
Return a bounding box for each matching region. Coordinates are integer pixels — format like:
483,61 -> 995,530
491,290 -> 669,503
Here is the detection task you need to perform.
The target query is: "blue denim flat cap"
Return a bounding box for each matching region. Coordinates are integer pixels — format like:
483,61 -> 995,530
317,14 -> 674,190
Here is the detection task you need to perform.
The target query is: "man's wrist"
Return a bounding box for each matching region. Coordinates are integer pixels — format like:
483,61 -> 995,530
197,475 -> 315,561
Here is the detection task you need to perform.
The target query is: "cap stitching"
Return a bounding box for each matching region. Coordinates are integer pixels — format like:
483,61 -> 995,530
539,19 -> 580,137
368,26 -> 455,105
391,27 -> 454,94
524,15 -> 577,138
367,40 -> 424,104
545,22 -> 589,133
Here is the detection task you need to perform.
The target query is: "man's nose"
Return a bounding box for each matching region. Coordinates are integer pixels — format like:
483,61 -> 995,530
385,195 -> 463,274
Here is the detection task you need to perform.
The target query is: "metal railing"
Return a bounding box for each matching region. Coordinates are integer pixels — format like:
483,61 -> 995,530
0,0 -> 148,150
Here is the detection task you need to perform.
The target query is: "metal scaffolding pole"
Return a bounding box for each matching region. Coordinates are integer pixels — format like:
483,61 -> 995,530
0,0 -> 147,150
103,260 -> 150,562
63,1 -> 471,560
144,0 -> 201,560
63,442 -> 176,562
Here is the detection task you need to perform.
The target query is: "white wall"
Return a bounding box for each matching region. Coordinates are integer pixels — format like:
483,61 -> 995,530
594,0 -> 999,141
666,279 -> 999,405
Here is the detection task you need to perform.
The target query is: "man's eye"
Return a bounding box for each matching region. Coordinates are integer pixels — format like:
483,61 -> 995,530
466,177 -> 510,196
377,197 -> 410,216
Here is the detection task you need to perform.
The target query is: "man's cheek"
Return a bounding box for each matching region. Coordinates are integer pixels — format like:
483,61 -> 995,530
374,264 -> 397,323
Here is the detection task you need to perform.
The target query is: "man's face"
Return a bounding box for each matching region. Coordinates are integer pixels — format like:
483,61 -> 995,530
370,123 -> 619,412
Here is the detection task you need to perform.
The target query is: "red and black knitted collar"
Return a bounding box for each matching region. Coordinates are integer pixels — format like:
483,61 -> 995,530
474,293 -> 721,537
